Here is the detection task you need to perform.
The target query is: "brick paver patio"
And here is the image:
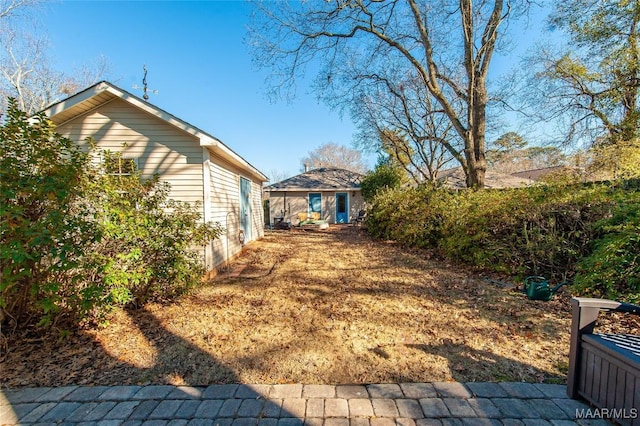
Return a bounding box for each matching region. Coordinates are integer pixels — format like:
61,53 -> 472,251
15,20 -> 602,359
0,382 -> 607,425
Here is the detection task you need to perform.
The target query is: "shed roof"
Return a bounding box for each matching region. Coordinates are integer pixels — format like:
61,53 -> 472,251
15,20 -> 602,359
41,81 -> 267,182
266,167 -> 363,191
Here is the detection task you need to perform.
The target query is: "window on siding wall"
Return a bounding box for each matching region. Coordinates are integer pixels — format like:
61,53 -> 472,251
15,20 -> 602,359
103,151 -> 138,176
308,193 -> 322,215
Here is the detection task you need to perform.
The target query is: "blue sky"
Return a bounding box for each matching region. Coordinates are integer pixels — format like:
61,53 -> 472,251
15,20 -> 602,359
36,1 -> 553,181
37,0 -> 362,180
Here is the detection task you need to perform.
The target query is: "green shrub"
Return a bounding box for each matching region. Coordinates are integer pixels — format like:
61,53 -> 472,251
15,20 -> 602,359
439,184 -> 611,279
83,152 -> 224,307
365,180 -> 639,301
1,100 -> 97,327
366,184 -> 449,247
1,103 -> 224,333
573,201 -> 640,303
360,162 -> 406,203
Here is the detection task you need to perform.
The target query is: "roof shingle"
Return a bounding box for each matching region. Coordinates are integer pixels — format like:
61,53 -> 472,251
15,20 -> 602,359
266,168 -> 363,191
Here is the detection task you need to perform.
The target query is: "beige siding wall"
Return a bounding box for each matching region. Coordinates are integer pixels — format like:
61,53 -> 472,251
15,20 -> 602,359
207,151 -> 264,268
349,192 -> 366,218
269,190 -> 365,225
321,192 -> 334,222
56,98 -> 264,271
56,98 -> 205,205
269,191 -> 307,226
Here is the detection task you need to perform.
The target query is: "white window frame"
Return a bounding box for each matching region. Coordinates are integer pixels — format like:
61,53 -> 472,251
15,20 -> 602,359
102,152 -> 139,176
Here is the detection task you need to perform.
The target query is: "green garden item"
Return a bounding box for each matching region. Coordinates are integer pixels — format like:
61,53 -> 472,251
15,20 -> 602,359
523,276 -> 567,301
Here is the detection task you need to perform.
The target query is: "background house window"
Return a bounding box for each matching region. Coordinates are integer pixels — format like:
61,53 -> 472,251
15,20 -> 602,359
308,193 -> 322,215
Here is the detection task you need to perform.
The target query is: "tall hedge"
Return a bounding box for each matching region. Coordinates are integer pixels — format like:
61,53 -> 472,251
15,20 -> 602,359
572,200 -> 640,303
1,101 -> 96,328
366,182 -> 639,302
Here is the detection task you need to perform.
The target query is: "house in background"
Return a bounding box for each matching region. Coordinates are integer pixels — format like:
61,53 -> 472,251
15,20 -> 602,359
265,167 -> 365,226
511,165 -> 579,182
43,81 -> 268,271
438,167 -> 535,189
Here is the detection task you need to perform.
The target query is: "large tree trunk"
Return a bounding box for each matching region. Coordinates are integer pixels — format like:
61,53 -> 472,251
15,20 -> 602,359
459,0 -> 497,189
467,83 -> 488,189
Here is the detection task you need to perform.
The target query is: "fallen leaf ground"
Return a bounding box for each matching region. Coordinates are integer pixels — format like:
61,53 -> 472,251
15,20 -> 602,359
3,226 -> 637,388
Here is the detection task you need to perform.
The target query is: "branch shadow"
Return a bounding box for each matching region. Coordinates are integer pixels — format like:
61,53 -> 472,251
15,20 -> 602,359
122,306 -> 238,385
406,341 -> 564,383
1,306 -> 295,424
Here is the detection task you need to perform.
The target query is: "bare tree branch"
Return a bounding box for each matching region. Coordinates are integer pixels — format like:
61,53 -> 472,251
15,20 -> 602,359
300,142 -> 369,174
249,0 -> 519,188
0,0 -> 40,21
0,24 -> 110,115
526,0 -> 640,147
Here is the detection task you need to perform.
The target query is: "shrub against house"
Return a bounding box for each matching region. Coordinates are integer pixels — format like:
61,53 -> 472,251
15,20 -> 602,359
1,80 -> 269,332
42,81 -> 267,269
1,102 -> 221,329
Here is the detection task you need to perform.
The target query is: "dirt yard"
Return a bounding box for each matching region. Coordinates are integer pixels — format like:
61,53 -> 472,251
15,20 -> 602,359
5,225 -> 634,388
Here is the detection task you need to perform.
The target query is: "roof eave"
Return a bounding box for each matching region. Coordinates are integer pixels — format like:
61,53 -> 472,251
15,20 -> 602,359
44,82 -> 109,118
44,82 -> 268,183
266,187 -> 361,192
205,144 -> 267,182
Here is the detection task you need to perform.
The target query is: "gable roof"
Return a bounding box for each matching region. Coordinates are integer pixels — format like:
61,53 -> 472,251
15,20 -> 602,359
438,167 -> 535,189
42,81 -> 267,182
266,167 -> 364,191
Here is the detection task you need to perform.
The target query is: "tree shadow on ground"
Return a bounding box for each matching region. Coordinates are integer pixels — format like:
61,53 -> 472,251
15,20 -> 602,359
4,229 -> 571,388
406,341 -> 565,383
1,306 -> 294,424
206,228 -> 572,384
122,306 -> 238,385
